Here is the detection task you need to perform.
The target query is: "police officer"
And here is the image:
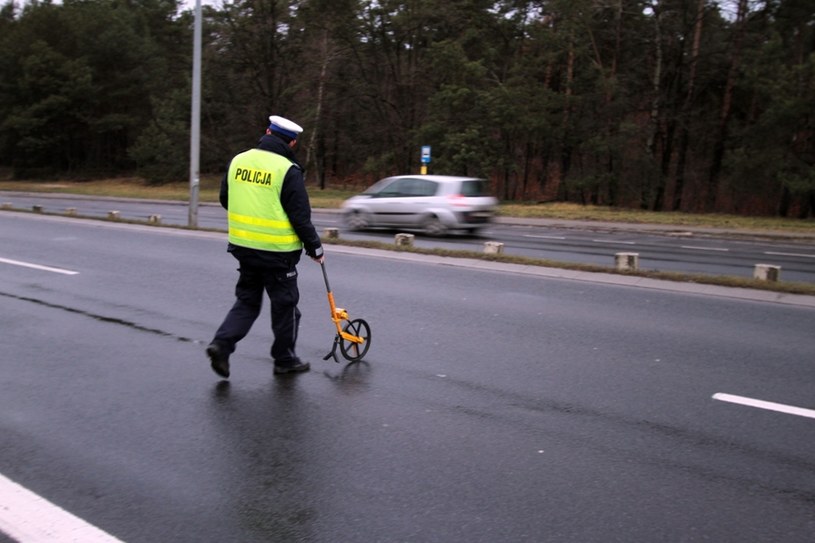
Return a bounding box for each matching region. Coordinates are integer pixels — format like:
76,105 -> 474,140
206,115 -> 324,378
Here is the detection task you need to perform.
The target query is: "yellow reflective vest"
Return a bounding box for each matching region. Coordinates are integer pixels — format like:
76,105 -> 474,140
226,149 -> 303,252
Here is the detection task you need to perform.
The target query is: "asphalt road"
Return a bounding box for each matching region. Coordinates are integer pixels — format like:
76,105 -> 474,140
1,213 -> 814,542
3,191 -> 815,283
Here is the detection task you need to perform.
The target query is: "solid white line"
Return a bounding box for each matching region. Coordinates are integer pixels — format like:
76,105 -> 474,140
764,251 -> 815,258
0,257 -> 78,275
681,245 -> 729,252
712,393 -> 815,419
0,472 -> 125,542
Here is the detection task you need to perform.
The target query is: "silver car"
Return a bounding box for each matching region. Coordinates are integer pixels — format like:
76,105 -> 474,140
341,175 -> 498,236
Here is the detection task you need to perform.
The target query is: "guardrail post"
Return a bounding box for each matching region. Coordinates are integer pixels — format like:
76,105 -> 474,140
753,264 -> 781,282
615,252 -> 639,271
395,233 -> 414,247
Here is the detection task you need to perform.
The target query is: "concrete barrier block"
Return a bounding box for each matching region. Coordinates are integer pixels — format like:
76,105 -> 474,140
107,210 -> 120,220
148,214 -> 162,225
323,227 -> 339,239
615,252 -> 639,271
484,241 -> 504,254
754,264 -> 781,282
395,233 -> 414,247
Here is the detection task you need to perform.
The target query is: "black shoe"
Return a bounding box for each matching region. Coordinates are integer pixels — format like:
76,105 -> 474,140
273,360 -> 310,375
206,343 -> 230,378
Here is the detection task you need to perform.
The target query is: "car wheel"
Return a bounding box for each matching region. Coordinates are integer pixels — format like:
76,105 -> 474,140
423,215 -> 447,237
345,211 -> 370,231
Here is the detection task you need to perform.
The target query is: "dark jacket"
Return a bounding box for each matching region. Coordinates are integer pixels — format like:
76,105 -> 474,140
220,133 -> 323,267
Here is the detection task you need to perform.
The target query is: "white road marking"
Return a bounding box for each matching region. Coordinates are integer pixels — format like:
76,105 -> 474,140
0,472 -> 125,542
680,245 -> 729,252
592,239 -> 636,245
764,251 -> 815,258
712,393 -> 815,419
0,257 -> 78,275
524,234 -> 566,240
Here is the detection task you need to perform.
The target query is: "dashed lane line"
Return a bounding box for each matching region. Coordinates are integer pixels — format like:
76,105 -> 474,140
764,251 -> 815,258
0,257 -> 78,275
681,245 -> 730,252
713,393 -> 815,419
592,239 -> 636,245
523,234 -> 566,240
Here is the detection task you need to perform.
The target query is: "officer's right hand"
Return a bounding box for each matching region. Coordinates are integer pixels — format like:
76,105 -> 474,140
308,246 -> 324,264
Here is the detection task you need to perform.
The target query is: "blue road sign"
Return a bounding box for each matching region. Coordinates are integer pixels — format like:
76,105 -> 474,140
421,145 -> 431,164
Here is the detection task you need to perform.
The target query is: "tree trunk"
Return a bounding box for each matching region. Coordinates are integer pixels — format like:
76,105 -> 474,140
607,0 -> 623,207
778,186 -> 791,217
673,0 -> 705,211
560,36 -> 575,202
305,29 -> 330,189
646,1 -> 663,210
799,191 -> 815,219
706,0 -> 749,213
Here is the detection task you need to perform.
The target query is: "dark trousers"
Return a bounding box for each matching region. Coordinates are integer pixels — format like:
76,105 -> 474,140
212,257 -> 301,365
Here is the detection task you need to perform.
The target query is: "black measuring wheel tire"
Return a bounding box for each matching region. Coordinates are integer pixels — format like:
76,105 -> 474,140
340,318 -> 371,362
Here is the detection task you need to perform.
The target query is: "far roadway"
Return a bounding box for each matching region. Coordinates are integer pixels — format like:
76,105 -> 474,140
2,191 -> 815,283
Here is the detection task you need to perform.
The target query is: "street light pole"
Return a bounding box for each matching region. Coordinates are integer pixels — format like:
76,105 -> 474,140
188,0 -> 202,228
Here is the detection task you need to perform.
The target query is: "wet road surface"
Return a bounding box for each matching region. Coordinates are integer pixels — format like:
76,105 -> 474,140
1,212 -> 814,542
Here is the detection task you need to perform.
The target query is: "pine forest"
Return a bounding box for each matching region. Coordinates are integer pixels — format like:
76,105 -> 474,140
0,0 -> 813,217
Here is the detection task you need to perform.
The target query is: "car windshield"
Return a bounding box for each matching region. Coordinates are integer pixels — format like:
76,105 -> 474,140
460,179 -> 490,197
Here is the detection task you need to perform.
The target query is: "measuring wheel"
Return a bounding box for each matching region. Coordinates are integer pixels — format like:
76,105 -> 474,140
321,261 -> 372,364
340,318 -> 371,361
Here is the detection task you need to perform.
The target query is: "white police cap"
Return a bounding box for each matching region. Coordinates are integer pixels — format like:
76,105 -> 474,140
268,115 -> 303,139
